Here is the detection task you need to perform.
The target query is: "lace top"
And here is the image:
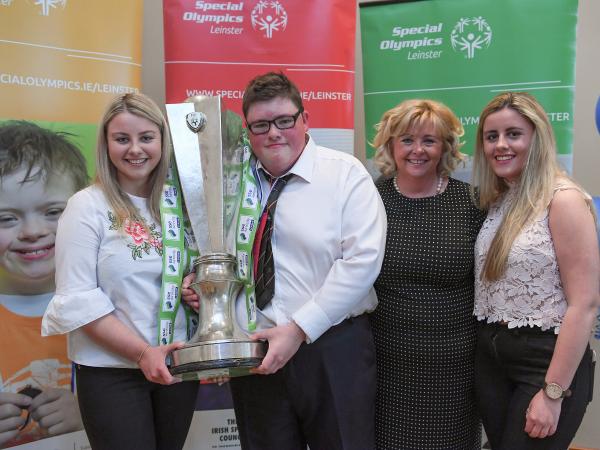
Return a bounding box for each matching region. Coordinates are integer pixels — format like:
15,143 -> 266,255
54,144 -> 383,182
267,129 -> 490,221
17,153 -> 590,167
474,181 -> 591,332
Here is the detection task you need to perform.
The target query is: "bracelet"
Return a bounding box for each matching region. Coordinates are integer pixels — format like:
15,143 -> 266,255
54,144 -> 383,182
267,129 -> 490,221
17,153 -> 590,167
136,344 -> 151,364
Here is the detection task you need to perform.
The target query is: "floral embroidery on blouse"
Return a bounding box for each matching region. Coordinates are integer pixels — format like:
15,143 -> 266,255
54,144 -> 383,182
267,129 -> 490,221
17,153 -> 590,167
108,211 -> 163,260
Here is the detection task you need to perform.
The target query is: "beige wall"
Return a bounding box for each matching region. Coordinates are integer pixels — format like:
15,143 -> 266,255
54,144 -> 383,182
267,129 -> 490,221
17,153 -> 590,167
142,1 -> 600,446
552,4 -> 600,442
572,2 -> 600,446
573,0 -> 600,196
141,1 -> 165,107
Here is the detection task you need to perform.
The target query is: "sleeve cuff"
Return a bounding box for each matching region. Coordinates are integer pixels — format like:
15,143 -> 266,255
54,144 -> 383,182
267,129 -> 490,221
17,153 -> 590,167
42,287 -> 115,335
292,301 -> 333,344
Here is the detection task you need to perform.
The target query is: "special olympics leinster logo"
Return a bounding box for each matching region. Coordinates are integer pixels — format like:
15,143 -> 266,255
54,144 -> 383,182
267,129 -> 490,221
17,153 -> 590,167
450,17 -> 492,59
251,1 -> 288,39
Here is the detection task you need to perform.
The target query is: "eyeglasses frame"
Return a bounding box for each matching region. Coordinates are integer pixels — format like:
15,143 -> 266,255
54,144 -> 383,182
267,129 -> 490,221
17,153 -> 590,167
246,108 -> 305,135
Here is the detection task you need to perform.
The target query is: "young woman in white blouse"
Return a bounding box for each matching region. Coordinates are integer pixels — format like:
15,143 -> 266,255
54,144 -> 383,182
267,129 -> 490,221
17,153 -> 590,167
472,91 -> 598,449
42,93 -> 198,449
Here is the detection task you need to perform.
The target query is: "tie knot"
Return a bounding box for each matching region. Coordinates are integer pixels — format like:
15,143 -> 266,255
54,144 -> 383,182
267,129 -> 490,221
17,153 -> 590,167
261,170 -> 275,186
276,173 -> 293,186
261,170 -> 293,189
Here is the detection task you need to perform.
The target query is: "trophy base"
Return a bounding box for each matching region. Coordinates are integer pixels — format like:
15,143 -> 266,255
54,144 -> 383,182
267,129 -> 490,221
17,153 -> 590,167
170,339 -> 267,381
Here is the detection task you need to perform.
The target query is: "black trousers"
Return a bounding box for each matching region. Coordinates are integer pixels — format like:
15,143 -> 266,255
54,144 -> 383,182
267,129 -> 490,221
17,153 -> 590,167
75,365 -> 199,450
475,323 -> 594,450
229,315 -> 376,450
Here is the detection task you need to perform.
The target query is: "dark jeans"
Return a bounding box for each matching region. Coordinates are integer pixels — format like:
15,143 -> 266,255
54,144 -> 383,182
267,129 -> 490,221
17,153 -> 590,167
229,315 -> 376,450
76,364 -> 199,450
475,323 -> 594,450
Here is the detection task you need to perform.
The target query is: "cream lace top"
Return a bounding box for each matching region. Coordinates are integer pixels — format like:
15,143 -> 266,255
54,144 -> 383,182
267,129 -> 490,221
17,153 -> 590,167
474,180 -> 592,333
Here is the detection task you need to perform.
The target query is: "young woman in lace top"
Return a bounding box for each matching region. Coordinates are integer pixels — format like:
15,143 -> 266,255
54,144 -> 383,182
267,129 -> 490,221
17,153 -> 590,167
472,91 -> 599,449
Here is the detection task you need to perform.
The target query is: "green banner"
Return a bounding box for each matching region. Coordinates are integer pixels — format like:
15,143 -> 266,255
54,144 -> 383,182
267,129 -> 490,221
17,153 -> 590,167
360,0 -> 578,173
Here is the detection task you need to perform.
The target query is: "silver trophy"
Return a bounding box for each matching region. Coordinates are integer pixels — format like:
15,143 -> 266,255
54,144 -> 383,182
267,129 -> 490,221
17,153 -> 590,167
166,97 -> 266,380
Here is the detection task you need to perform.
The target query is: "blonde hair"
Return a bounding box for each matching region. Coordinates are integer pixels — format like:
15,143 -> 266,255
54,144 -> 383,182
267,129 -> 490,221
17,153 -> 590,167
95,93 -> 171,224
372,99 -> 466,178
472,92 -> 569,281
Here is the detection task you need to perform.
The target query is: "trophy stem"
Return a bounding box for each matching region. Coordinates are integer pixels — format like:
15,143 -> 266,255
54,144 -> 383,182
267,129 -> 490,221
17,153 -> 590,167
170,253 -> 266,379
189,253 -> 241,343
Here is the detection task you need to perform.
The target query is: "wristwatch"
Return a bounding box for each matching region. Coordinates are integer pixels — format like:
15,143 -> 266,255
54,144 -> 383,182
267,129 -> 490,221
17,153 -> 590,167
543,382 -> 572,400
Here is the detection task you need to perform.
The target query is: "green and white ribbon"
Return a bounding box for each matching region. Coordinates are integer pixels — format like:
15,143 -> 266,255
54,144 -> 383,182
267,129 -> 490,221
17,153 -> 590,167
235,132 -> 262,332
157,162 -> 198,345
157,132 -> 260,338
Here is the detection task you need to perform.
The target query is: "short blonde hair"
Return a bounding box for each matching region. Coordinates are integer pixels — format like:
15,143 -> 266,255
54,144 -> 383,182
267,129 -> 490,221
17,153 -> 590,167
95,93 -> 171,224
372,99 -> 466,178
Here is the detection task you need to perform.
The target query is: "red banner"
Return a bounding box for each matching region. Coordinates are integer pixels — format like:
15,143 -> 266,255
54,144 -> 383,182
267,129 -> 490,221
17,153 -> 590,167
163,0 -> 356,130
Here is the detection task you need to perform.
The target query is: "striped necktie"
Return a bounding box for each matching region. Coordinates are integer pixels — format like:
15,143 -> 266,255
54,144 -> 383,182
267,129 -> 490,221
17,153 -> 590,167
253,172 -> 293,309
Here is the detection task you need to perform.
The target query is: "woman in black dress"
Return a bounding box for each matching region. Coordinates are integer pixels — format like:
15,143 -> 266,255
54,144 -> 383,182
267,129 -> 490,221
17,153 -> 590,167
370,99 -> 485,449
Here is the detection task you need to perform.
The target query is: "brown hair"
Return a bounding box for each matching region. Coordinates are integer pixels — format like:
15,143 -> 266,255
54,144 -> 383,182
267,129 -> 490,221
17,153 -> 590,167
242,72 -> 303,118
0,120 -> 88,190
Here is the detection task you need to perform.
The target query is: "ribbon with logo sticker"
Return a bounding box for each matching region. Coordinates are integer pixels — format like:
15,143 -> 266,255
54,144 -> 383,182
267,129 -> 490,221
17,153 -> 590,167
234,133 -> 262,332
157,162 -> 199,345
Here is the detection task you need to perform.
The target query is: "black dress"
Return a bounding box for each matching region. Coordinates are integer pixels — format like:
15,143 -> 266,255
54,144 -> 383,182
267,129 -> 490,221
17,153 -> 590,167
371,177 -> 486,450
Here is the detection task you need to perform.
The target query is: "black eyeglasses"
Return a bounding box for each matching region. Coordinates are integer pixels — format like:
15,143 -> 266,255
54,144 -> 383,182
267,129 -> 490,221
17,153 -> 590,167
246,109 -> 304,135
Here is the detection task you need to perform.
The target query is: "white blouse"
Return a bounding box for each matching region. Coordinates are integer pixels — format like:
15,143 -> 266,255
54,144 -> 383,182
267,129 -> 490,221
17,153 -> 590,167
474,180 -> 591,332
42,185 -> 189,368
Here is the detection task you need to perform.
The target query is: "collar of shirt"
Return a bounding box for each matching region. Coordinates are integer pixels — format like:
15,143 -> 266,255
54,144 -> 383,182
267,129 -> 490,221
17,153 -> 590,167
253,134 -> 316,205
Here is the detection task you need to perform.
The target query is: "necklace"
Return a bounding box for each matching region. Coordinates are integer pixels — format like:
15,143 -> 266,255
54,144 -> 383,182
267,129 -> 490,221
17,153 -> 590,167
393,175 -> 444,197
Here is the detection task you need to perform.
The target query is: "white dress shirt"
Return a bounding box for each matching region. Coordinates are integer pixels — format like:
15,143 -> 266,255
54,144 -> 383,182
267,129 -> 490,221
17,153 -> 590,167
236,135 -> 387,343
42,186 -> 189,368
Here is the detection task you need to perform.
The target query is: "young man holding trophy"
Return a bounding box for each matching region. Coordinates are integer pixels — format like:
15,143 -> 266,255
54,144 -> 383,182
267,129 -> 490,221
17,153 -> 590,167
183,72 -> 387,449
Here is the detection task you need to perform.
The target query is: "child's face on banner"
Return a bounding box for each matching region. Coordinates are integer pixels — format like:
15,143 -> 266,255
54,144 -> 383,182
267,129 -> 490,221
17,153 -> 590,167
0,167 -> 76,293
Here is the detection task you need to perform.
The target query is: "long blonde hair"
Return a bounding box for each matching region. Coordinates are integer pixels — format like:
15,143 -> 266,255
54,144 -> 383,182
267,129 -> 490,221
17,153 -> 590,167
473,92 -> 565,281
372,99 -> 466,178
95,93 -> 171,224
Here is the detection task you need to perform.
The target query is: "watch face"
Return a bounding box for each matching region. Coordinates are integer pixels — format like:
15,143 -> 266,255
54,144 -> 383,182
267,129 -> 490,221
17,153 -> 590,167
545,383 -> 563,399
